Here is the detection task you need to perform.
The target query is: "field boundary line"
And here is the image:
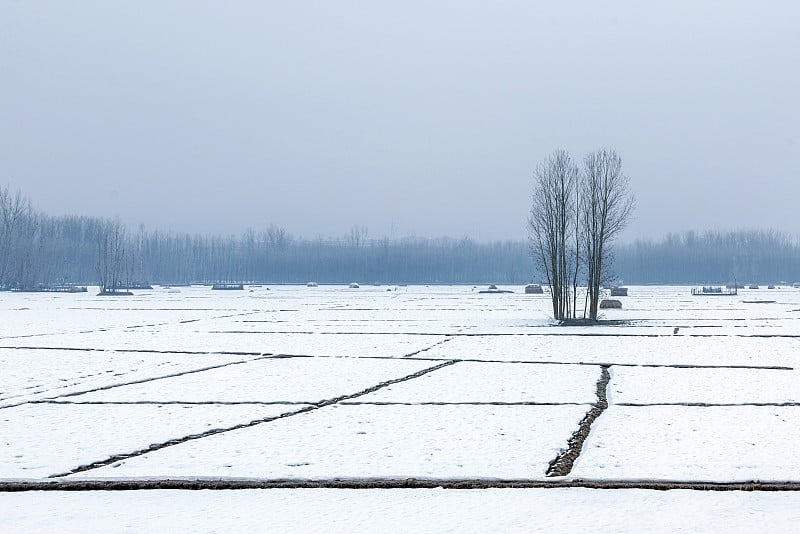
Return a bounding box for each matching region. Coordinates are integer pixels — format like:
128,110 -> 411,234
186,353 -> 794,371
0,354 -> 275,410
616,402 -> 800,407
47,360 -> 457,478
546,365 -> 610,477
5,477 -> 800,492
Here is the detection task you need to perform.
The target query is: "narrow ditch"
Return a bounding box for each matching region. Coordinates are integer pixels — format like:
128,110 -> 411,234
48,360 -> 457,478
0,346 -> 253,356
211,352 -> 793,371
617,402 -> 800,407
2,345 -> 790,371
39,400 -> 582,407
402,337 -> 453,358
34,400 -> 312,406
0,355 -> 274,410
339,401 -> 587,406
4,478 -> 800,492
545,365 -> 610,477
51,355 -> 275,400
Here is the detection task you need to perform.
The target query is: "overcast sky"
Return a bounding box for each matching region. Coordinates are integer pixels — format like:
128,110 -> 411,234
2,1 -> 799,242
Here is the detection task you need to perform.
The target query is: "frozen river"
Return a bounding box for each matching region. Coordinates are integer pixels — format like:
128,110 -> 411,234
2,284 -> 800,531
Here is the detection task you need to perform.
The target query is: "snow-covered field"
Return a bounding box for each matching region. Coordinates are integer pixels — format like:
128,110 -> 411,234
5,488 -> 800,533
2,284 -> 800,531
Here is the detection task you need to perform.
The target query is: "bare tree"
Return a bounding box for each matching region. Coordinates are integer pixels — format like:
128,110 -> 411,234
96,218 -> 130,294
12,211 -> 42,290
0,186 -> 35,289
347,225 -> 369,248
528,150 -> 579,320
570,169 -> 584,319
581,148 -> 635,319
266,224 -> 291,251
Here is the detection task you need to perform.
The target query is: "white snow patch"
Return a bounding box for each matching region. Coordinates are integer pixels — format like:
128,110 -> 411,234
67,357 -> 437,404
358,361 -> 600,404
75,404 -> 588,479
608,366 -> 800,404
572,405 -> 800,481
0,403 -> 305,479
0,349 -> 267,407
424,334 -> 800,368
2,488 -> 800,533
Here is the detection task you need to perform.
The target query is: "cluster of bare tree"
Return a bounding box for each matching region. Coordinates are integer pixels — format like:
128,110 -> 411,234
528,149 -> 635,320
0,188 -> 137,293
96,219 -> 133,294
0,186 -> 39,290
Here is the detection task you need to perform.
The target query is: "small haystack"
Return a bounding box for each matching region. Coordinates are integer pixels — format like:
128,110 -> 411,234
479,285 -> 513,294
525,284 -> 544,294
599,299 -> 622,309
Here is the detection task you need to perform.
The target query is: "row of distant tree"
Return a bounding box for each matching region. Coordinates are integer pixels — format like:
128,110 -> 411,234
614,229 -> 800,285
1,185 -> 799,289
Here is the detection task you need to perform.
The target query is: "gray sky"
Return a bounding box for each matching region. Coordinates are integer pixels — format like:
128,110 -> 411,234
2,1 -> 799,242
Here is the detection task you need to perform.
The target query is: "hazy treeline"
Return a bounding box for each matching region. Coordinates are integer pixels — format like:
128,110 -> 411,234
139,231 -> 529,285
0,187 -> 530,286
2,187 -> 799,287
614,230 -> 800,284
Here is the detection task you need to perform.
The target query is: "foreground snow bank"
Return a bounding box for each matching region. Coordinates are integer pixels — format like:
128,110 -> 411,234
3,488 -> 800,533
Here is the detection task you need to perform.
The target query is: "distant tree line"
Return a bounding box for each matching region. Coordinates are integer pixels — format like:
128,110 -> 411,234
0,186 -> 530,287
614,230 -> 800,285
1,185 -> 798,288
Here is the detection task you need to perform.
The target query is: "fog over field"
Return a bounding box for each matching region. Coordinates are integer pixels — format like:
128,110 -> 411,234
2,1 -> 799,241
3,2 -> 800,532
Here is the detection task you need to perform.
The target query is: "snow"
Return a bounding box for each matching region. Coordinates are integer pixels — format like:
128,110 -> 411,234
66,357 -> 436,404
0,349 -> 267,408
572,406 -> 800,481
0,403 -> 305,478
74,404 -> 588,479
358,361 -> 601,404
3,488 -> 800,533
608,366 -> 800,404
3,284 -> 800,529
4,329 -> 448,358
423,333 -> 800,367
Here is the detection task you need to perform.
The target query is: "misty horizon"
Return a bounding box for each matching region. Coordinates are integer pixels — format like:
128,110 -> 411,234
6,182 -> 800,246
3,2 -> 799,242
6,180 -> 800,246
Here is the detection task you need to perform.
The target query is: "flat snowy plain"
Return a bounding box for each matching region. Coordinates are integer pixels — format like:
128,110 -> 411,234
2,284 -> 800,532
